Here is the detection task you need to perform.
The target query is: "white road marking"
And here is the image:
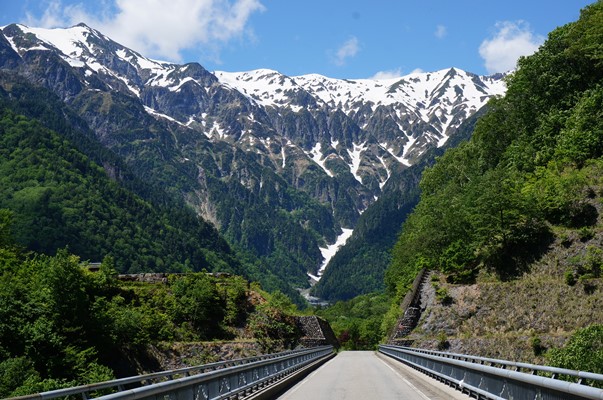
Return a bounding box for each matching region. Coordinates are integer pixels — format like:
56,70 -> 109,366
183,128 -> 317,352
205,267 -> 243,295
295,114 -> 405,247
378,357 -> 431,400
282,357 -> 337,397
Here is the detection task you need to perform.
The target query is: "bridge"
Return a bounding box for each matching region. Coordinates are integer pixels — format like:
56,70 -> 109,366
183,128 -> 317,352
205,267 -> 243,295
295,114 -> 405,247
11,345 -> 603,400
277,350 -> 466,399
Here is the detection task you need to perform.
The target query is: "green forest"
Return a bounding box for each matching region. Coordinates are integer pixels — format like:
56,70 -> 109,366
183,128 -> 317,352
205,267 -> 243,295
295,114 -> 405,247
0,109 -> 239,274
0,226 -> 300,397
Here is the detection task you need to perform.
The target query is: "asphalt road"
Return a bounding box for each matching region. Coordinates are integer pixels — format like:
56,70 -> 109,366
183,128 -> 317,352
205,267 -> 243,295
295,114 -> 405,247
277,351 -> 469,400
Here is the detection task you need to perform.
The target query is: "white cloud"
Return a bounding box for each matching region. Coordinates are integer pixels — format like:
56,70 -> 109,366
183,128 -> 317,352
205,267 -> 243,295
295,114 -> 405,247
24,0 -> 265,62
434,25 -> 447,39
333,36 -> 360,66
409,68 -> 425,75
25,1 -> 76,28
479,20 -> 544,74
370,68 -> 402,80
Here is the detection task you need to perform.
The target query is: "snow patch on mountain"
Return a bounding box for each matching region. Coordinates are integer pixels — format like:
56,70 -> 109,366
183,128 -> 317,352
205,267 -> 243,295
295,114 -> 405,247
308,143 -> 334,177
22,25 -> 94,58
377,155 -> 391,189
308,228 -> 354,281
348,142 -> 367,183
144,106 -> 185,126
214,69 -> 301,108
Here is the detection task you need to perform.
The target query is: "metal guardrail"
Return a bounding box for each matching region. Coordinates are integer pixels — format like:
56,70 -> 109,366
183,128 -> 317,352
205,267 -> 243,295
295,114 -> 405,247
9,346 -> 333,400
379,345 -> 603,400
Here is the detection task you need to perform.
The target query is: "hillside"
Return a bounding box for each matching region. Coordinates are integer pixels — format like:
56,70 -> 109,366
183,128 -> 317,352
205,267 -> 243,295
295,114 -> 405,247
411,256 -> 603,364
0,71 -> 323,301
313,108 -> 488,300
0,97 -> 238,275
385,0 -> 603,369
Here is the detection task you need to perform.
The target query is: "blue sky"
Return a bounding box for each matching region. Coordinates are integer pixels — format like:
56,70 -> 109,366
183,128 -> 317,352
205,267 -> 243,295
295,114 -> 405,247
0,0 -> 594,78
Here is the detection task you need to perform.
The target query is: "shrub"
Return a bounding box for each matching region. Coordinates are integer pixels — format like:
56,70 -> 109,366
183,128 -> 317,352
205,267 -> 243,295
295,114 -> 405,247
578,226 -> 595,241
0,357 -> 39,398
531,336 -> 546,356
248,304 -> 299,352
433,283 -> 453,306
436,331 -> 450,351
547,325 -> 603,379
565,270 -> 577,286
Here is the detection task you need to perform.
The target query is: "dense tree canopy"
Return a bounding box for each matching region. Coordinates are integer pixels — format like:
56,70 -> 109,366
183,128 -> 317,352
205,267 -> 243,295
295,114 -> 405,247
0,109 -> 239,274
0,225 -> 293,397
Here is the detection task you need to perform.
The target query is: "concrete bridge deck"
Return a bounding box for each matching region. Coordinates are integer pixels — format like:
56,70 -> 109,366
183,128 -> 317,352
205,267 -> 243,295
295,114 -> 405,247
278,351 -> 469,400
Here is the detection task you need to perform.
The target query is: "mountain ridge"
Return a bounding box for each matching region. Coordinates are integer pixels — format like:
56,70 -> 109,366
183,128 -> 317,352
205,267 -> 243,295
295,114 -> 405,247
2,22 -> 506,188
0,22 -> 507,299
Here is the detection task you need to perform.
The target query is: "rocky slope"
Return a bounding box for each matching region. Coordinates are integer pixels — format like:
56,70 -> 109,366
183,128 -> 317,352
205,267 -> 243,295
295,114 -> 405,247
408,199 -> 603,363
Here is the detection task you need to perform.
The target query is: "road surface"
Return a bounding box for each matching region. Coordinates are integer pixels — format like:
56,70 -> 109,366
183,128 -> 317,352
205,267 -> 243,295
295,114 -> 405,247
278,351 -> 469,400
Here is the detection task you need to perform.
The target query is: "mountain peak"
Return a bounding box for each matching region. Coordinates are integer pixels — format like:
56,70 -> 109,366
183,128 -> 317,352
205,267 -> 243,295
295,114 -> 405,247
0,21 -> 511,302
0,21 -> 508,221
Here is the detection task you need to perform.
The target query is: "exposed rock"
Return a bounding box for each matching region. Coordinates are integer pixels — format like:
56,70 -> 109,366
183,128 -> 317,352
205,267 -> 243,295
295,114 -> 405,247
296,316 -> 339,348
407,270 -> 603,364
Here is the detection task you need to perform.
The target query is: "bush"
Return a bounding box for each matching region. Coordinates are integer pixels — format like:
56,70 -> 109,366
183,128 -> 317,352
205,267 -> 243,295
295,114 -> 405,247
436,331 -> 450,351
565,270 -> 577,286
0,357 -> 39,398
439,240 -> 476,284
169,274 -> 226,339
248,303 -> 299,352
433,283 -> 453,305
578,226 -> 595,241
531,336 -> 546,356
547,325 -> 603,378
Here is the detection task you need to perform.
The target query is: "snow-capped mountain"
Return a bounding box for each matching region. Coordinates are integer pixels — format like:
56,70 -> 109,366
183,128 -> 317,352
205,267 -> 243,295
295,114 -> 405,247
0,22 -> 507,293
1,23 -> 505,189
215,67 -> 505,166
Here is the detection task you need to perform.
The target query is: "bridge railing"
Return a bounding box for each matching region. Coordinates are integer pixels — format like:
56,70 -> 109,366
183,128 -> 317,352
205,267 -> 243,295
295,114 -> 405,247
10,346 -> 334,400
379,344 -> 603,400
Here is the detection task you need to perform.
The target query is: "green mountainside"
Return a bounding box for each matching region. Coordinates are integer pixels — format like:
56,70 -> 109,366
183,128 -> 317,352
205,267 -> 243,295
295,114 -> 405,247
382,0 -> 603,370
0,73 -> 307,300
0,108 -> 237,273
386,0 -> 603,293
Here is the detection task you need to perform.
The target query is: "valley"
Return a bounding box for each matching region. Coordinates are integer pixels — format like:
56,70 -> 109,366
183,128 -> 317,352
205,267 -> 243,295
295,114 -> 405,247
0,22 -> 506,300
0,0 -> 602,397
